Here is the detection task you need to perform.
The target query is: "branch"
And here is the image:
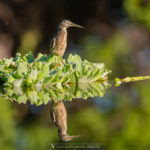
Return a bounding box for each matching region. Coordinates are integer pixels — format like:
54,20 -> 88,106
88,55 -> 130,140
114,76 -> 150,86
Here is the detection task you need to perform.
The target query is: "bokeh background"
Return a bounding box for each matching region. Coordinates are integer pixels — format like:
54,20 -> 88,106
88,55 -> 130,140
1,0 -> 150,149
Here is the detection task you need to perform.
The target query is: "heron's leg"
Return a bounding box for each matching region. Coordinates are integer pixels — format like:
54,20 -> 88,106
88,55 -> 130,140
54,56 -> 59,68
54,56 -> 64,69
60,57 -> 64,64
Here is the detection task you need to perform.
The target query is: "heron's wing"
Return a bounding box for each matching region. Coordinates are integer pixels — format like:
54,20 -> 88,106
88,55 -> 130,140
50,110 -> 56,123
50,37 -> 56,52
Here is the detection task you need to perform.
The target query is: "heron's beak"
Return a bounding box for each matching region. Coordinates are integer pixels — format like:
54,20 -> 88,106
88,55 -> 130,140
61,134 -> 81,142
70,22 -> 84,29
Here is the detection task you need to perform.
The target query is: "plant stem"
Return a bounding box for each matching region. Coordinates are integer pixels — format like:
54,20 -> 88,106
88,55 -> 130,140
114,76 -> 150,86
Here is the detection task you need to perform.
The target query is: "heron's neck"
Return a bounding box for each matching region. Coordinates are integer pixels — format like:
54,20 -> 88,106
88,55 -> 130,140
58,26 -> 67,32
58,27 -> 68,43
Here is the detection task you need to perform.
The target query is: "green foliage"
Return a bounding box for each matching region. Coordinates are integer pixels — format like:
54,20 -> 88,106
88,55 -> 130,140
0,98 -> 16,150
0,52 -> 111,105
81,33 -> 132,78
124,0 -> 150,28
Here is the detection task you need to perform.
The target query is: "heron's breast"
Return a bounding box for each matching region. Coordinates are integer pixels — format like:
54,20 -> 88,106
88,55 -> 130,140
55,29 -> 67,51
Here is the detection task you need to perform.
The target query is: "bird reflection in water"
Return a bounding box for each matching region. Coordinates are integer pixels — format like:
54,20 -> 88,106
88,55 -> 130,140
50,100 -> 80,142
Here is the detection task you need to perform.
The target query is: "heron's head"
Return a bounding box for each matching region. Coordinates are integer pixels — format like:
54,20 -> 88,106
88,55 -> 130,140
60,134 -> 80,142
59,20 -> 84,29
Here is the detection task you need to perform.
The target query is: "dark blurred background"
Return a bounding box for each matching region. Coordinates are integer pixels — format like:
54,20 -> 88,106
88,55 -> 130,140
1,0 -> 150,149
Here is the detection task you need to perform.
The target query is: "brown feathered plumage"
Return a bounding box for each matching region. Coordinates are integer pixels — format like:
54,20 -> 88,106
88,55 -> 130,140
50,20 -> 83,142
50,100 -> 80,142
50,20 -> 84,56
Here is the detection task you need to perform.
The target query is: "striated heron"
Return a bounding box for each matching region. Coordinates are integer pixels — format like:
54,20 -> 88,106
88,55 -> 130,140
50,19 -> 84,57
50,20 -> 84,142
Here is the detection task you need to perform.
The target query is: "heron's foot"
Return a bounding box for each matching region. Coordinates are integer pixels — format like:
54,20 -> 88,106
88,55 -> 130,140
54,62 -> 63,69
60,57 -> 64,64
53,56 -> 64,69
54,63 -> 59,69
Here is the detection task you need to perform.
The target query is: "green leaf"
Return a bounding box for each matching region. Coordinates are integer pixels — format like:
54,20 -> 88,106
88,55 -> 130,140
18,62 -> 28,76
8,75 -> 16,83
13,53 -> 21,62
42,63 -> 49,72
13,79 -> 24,95
7,89 -> 14,96
26,77 -> 33,86
47,54 -> 55,63
28,91 -> 38,104
18,95 -> 28,104
38,92 -> 50,104
29,69 -> 38,80
25,52 -> 34,64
